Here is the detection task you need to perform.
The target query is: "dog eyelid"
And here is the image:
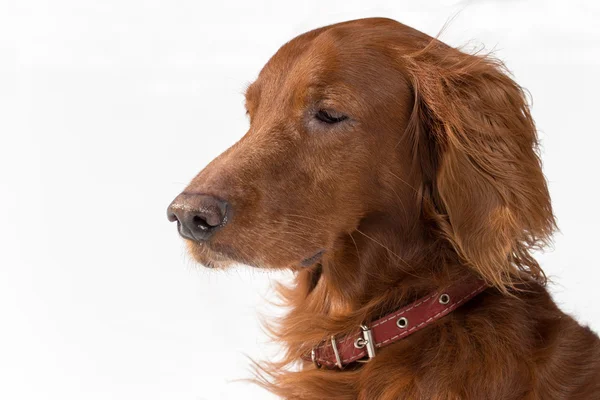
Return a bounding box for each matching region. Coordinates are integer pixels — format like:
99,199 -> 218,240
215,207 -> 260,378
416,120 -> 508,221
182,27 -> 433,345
315,109 -> 349,124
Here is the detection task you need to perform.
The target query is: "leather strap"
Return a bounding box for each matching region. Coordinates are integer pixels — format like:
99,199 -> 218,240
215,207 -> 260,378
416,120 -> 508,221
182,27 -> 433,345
304,277 -> 488,369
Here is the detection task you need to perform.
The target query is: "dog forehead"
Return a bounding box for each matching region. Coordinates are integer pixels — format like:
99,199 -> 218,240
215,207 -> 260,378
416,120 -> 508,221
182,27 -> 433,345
264,25 -> 394,80
255,34 -> 341,94
250,28 -> 405,110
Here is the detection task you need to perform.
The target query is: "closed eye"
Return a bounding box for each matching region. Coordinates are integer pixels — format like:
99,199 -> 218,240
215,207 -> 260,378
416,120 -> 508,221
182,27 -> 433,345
315,109 -> 348,124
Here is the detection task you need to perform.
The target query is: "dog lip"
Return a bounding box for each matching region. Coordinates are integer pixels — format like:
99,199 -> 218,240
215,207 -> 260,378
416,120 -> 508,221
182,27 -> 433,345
300,250 -> 325,267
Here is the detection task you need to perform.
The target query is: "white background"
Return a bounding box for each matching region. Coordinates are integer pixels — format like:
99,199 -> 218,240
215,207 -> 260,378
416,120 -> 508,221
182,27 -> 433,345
1,1 -> 599,399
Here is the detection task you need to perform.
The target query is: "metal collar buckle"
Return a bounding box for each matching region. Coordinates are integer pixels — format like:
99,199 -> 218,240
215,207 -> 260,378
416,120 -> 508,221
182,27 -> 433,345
311,324 -> 376,369
354,324 -> 376,363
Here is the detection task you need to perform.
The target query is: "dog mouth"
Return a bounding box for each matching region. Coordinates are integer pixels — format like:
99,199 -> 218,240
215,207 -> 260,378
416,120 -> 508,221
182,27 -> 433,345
300,250 -> 325,267
186,237 -> 326,270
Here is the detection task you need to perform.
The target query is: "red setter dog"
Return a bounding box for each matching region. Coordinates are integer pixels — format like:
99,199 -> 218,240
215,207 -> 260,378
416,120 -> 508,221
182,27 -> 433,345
167,18 -> 599,399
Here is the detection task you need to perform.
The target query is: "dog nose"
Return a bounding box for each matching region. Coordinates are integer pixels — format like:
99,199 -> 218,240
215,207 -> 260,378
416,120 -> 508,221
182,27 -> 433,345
167,194 -> 229,241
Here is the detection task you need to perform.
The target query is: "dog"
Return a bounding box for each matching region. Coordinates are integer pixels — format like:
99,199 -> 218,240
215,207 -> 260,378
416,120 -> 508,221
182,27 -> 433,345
167,18 -> 600,399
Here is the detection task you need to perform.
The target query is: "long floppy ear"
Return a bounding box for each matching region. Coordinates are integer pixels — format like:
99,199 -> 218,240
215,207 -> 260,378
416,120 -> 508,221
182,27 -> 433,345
403,42 -> 556,290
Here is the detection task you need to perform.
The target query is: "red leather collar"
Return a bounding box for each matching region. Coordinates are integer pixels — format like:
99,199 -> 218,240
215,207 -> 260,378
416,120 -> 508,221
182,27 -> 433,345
303,277 -> 488,369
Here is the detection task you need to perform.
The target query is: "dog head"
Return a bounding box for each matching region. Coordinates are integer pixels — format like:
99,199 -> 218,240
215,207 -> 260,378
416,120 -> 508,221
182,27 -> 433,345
167,18 -> 555,288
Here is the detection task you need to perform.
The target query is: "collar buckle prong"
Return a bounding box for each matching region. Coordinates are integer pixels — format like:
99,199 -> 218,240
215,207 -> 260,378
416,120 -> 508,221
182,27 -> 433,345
355,324 -> 376,363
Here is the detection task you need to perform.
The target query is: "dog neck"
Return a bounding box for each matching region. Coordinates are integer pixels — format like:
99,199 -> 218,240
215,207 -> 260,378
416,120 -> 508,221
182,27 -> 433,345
325,211 -> 465,307
277,210 -> 474,350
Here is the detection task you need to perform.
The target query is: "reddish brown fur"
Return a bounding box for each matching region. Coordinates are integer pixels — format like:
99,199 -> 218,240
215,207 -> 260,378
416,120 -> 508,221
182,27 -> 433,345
171,18 -> 600,399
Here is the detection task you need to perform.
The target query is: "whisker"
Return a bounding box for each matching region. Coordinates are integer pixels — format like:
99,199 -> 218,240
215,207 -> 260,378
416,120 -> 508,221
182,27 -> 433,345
386,184 -> 410,226
278,218 -> 319,230
280,213 -> 324,223
349,232 -> 362,269
355,228 -> 411,269
279,231 -> 319,243
259,232 -> 305,253
387,170 -> 418,193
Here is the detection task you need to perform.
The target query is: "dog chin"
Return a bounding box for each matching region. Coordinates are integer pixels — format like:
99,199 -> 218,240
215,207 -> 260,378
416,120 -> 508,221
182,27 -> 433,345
185,240 -> 235,269
185,239 -> 325,270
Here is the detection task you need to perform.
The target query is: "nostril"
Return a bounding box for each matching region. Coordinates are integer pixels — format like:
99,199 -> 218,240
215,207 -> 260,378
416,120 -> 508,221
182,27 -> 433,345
192,214 -> 213,231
